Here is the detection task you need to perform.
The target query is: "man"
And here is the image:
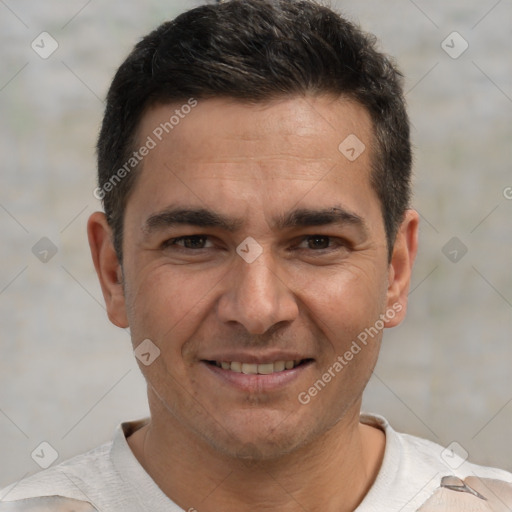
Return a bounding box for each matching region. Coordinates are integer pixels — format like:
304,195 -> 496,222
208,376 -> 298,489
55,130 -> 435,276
1,0 -> 511,510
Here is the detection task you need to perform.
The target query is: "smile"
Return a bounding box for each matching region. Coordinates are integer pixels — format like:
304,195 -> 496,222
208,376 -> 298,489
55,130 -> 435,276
210,360 -> 306,374
202,358 -> 314,393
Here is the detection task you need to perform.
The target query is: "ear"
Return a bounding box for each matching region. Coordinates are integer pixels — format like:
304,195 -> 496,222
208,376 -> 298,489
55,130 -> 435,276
384,209 -> 419,328
87,212 -> 129,328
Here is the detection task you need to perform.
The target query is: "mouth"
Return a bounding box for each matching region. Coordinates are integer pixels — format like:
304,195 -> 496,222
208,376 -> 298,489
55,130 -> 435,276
204,359 -> 313,375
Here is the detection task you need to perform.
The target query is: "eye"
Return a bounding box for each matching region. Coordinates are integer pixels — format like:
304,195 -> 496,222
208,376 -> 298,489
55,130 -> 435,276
163,235 -> 213,250
298,235 -> 339,250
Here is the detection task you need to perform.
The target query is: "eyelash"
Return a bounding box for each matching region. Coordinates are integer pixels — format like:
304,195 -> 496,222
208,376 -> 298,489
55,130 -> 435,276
162,235 -> 213,250
162,235 -> 349,252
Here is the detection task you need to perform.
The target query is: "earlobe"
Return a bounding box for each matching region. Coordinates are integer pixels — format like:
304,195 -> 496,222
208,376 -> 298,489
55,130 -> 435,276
384,209 -> 419,328
87,212 -> 129,328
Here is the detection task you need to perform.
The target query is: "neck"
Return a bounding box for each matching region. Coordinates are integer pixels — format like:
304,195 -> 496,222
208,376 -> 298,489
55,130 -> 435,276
128,397 -> 385,512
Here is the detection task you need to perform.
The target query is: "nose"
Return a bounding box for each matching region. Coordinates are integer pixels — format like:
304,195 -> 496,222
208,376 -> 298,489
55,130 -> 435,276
216,251 -> 299,335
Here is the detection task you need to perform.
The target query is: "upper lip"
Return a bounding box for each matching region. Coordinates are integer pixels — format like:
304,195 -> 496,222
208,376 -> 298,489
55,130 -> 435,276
201,351 -> 313,364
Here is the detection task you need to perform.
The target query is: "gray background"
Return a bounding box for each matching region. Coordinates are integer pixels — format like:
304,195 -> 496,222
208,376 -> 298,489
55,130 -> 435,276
1,0 -> 511,489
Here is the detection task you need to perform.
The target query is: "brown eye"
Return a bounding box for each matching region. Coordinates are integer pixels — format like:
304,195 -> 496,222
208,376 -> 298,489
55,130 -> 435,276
305,235 -> 331,250
182,236 -> 208,249
164,235 -> 212,249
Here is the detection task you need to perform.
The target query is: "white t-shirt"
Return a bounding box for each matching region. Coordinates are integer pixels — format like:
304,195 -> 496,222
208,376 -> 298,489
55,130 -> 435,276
1,413 -> 511,511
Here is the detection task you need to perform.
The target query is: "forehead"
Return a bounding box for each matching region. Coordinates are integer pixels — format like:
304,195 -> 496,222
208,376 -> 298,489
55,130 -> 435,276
128,95 -> 379,226
138,95 -> 373,166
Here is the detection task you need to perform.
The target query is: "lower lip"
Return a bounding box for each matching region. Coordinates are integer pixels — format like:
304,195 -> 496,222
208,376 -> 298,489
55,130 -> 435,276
201,361 -> 313,393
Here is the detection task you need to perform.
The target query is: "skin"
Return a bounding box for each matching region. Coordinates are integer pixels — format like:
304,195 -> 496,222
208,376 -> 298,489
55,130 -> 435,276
88,95 -> 419,512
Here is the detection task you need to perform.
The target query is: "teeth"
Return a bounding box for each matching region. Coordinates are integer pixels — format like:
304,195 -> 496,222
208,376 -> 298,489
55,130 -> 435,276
216,360 -> 301,374
274,361 -> 285,372
242,363 -> 258,374
257,363 -> 274,375
230,361 -> 242,373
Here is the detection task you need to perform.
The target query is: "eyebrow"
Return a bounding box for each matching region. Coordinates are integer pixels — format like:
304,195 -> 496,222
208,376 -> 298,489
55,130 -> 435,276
143,207 -> 243,234
275,207 -> 367,233
142,206 -> 368,236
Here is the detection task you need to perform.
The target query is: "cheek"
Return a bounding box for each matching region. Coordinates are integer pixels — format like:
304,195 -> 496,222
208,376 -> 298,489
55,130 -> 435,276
123,266 -> 215,396
297,267 -> 385,408
297,263 -> 386,341
124,263 -> 230,362
125,266 -> 199,344
293,264 -> 387,400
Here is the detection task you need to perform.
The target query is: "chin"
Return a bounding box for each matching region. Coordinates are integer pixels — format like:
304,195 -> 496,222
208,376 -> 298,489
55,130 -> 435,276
202,413 -> 320,462
221,435 -> 304,462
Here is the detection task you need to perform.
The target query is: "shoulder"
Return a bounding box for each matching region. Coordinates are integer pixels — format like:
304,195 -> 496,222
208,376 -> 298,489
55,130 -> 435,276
0,420 -> 152,511
0,441 -> 112,506
399,429 -> 512,481
403,434 -> 512,510
417,475 -> 512,510
0,496 -> 98,511
360,413 -> 512,510
363,412 -> 512,480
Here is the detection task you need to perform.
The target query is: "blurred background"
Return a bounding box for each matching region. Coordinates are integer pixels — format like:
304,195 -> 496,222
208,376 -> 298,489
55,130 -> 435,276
1,0 -> 511,488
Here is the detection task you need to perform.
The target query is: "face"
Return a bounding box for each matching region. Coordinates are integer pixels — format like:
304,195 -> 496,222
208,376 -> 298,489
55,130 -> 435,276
89,95 -> 417,459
